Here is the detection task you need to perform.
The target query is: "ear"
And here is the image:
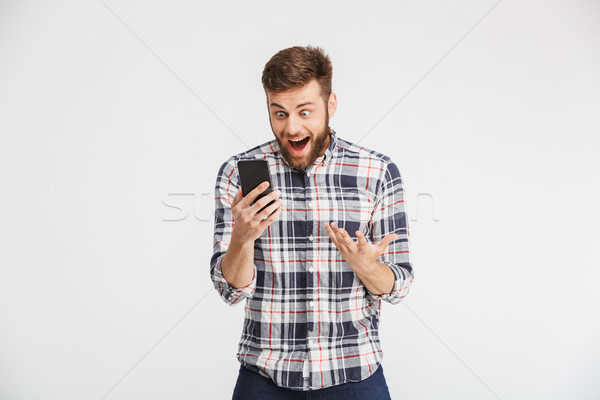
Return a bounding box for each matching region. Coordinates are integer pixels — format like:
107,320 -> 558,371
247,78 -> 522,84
327,92 -> 338,118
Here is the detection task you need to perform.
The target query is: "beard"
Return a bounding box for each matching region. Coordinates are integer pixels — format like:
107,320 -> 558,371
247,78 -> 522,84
274,115 -> 331,172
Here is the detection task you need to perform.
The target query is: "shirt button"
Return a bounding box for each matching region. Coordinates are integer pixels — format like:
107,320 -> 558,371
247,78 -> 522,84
308,234 -> 314,241
308,201 -> 314,208
308,267 -> 314,273
307,172 -> 311,177
309,301 -> 314,308
309,339 -> 315,345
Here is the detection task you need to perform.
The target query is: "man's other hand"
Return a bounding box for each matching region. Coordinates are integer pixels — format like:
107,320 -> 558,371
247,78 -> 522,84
324,222 -> 398,274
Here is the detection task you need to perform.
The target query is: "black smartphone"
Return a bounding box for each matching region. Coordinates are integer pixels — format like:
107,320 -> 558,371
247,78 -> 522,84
237,159 -> 276,214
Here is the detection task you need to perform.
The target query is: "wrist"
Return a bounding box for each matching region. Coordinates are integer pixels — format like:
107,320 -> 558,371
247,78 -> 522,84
230,230 -> 255,250
353,259 -> 379,276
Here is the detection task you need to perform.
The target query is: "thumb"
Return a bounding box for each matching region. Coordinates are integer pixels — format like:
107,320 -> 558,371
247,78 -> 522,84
231,186 -> 243,206
378,233 -> 399,250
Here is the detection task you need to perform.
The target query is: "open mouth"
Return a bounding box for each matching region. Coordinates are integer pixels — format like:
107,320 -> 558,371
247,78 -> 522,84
288,136 -> 310,155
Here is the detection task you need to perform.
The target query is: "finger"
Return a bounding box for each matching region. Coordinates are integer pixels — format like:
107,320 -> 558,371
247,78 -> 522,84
324,222 -> 335,239
333,227 -> 352,250
329,222 -> 341,238
355,230 -> 368,245
261,203 -> 282,224
329,223 -> 350,250
329,222 -> 343,240
377,233 -> 399,250
338,228 -> 354,245
324,223 -> 340,247
257,198 -> 282,219
251,190 -> 281,216
245,181 -> 272,205
232,186 -> 243,206
331,223 -> 347,244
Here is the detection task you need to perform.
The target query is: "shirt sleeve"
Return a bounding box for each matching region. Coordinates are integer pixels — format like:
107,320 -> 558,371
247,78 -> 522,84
209,158 -> 257,306
366,160 -> 414,304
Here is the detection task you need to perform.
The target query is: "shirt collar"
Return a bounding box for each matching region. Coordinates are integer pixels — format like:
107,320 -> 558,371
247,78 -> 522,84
319,127 -> 337,167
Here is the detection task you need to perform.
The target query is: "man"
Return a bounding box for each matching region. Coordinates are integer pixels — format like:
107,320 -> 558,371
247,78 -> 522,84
210,45 -> 413,399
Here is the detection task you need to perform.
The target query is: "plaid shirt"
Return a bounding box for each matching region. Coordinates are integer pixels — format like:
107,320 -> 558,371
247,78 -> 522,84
210,128 -> 413,391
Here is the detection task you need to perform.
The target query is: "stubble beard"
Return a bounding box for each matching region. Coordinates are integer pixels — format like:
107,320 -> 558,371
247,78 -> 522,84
276,115 -> 330,172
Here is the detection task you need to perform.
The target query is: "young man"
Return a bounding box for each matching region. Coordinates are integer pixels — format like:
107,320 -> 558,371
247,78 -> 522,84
210,45 -> 413,399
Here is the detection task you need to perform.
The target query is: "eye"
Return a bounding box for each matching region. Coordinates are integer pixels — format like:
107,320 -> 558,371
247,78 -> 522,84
300,110 -> 311,117
276,111 -> 286,118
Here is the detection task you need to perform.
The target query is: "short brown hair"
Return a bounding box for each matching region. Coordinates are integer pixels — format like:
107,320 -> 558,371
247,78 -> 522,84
261,45 -> 333,104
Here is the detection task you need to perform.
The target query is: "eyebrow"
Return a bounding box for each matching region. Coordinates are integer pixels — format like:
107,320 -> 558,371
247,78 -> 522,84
270,101 -> 315,110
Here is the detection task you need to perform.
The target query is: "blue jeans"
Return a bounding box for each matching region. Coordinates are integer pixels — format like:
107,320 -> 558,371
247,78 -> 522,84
231,364 -> 392,400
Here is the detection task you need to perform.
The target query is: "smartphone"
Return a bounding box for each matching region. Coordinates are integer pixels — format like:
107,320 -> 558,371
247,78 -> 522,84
237,159 -> 276,214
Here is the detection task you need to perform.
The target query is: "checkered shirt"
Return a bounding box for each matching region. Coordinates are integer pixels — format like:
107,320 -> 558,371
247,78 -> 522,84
210,128 -> 413,391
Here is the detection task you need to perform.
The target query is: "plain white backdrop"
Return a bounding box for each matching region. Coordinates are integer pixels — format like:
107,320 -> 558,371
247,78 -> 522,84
1,0 -> 599,399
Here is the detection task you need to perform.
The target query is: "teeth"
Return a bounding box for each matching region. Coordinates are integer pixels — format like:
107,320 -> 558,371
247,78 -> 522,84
291,137 -> 307,142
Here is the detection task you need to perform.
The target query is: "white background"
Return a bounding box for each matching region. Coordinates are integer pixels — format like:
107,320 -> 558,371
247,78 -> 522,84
1,1 -> 599,399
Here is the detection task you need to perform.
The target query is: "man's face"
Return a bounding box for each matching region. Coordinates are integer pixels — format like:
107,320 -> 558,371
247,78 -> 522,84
267,79 -> 337,171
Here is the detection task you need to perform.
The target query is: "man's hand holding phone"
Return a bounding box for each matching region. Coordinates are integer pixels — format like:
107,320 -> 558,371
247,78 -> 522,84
230,181 -> 282,243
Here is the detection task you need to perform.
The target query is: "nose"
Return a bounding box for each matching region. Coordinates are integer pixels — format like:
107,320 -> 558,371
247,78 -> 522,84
285,114 -> 302,136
